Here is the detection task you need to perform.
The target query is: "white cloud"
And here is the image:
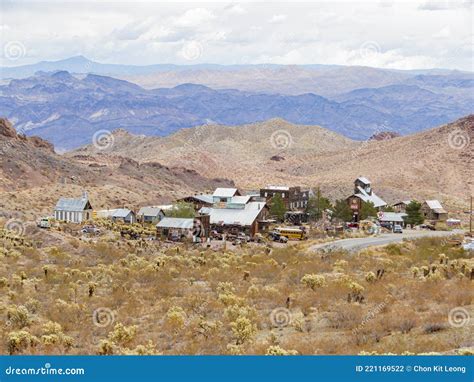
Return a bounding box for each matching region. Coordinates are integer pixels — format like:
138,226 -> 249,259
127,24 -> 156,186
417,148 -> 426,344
174,8 -> 215,28
0,1 -> 471,71
268,14 -> 287,24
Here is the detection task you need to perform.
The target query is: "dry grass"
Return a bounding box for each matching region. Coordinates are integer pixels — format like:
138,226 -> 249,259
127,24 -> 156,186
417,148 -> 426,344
0,222 -> 472,355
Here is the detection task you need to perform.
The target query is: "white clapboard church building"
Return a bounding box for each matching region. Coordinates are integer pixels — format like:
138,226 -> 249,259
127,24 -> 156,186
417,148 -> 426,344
54,191 -> 93,223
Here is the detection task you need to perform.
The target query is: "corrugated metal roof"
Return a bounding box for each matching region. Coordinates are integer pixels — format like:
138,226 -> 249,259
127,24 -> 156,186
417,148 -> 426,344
354,186 -> 387,208
156,217 -> 194,229
230,195 -> 251,204
55,197 -> 90,212
357,177 -> 371,185
199,202 -> 265,226
213,188 -> 238,198
112,208 -> 133,218
138,207 -> 163,217
194,195 -> 214,204
426,200 -> 444,210
379,212 -> 407,222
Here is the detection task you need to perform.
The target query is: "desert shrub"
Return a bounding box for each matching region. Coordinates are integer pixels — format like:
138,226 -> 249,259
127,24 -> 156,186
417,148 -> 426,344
165,306 -> 187,332
365,272 -> 376,283
108,323 -> 137,346
301,274 -> 326,290
6,305 -> 31,328
231,317 -> 256,345
423,323 -> 447,334
7,330 -> 39,354
266,345 -> 298,355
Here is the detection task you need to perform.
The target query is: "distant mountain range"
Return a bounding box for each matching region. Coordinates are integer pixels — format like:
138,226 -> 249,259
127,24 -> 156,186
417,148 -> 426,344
1,65 -> 472,150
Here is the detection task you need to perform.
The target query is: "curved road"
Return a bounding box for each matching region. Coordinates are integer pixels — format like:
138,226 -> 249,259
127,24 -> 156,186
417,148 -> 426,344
310,230 -> 463,253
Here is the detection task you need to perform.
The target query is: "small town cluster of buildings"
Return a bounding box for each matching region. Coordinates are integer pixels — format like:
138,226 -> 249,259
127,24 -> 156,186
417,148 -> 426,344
52,177 -> 452,240
346,177 -> 451,227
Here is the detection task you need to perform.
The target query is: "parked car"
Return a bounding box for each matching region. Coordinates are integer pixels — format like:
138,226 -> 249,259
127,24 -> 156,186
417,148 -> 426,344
269,231 -> 288,243
462,240 -> 474,252
380,222 -> 393,230
37,217 -> 51,229
81,225 -> 100,235
393,224 -> 403,233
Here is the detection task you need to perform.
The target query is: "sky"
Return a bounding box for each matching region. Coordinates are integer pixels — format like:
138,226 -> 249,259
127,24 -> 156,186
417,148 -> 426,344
1,0 -> 473,71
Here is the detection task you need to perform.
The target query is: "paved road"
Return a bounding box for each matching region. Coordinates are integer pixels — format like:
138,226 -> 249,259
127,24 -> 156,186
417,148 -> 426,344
310,230 -> 463,253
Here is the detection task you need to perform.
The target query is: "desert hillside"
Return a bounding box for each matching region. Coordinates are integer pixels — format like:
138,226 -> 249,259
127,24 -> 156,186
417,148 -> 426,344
71,116 -> 473,210
0,118 -> 233,218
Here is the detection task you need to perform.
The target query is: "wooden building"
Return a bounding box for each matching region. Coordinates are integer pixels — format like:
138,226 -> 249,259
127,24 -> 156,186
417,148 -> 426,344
260,186 -> 312,211
54,191 -> 93,224
347,177 -> 387,222
421,200 -> 448,222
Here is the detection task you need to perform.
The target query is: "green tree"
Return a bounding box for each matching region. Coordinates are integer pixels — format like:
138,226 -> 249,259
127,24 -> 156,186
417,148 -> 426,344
306,188 -> 332,220
382,205 -> 395,212
332,199 -> 353,222
270,194 -> 286,221
359,201 -> 378,220
405,201 -> 424,226
166,202 -> 195,218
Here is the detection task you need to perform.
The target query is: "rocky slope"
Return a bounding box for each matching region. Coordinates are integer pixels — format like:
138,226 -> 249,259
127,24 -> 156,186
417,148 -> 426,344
0,118 -> 232,217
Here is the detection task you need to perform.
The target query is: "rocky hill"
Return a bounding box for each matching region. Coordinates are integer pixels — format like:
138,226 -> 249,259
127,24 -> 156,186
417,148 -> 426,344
0,118 -> 232,217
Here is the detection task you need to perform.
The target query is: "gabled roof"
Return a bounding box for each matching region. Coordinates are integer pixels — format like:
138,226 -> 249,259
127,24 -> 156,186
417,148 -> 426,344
353,186 -> 387,208
229,195 -> 251,205
356,177 -> 371,185
378,212 -> 407,222
394,200 -> 412,206
424,200 -> 447,214
194,194 -> 214,204
156,217 -> 194,229
55,197 -> 91,212
137,207 -> 163,217
112,208 -> 134,218
213,188 -> 239,198
199,201 -> 266,226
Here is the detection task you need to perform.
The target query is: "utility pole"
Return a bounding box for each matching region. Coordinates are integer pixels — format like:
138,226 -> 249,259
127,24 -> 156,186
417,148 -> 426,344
470,195 -> 473,237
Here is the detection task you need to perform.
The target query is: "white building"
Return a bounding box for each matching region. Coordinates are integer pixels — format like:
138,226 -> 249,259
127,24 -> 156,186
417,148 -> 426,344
54,192 -> 93,224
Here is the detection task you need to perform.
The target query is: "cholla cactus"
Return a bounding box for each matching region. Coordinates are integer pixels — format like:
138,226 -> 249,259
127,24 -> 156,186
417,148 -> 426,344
7,330 -> 39,354
231,316 -> 256,345
7,305 -> 30,328
265,345 -> 298,355
108,323 -> 137,346
365,271 -> 376,283
301,274 -> 326,290
411,267 -> 420,278
420,265 -> 430,277
165,306 -> 186,332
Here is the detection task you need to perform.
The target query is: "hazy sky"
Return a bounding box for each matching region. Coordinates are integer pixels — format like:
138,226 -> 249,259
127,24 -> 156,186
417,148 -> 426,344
1,0 -> 473,70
